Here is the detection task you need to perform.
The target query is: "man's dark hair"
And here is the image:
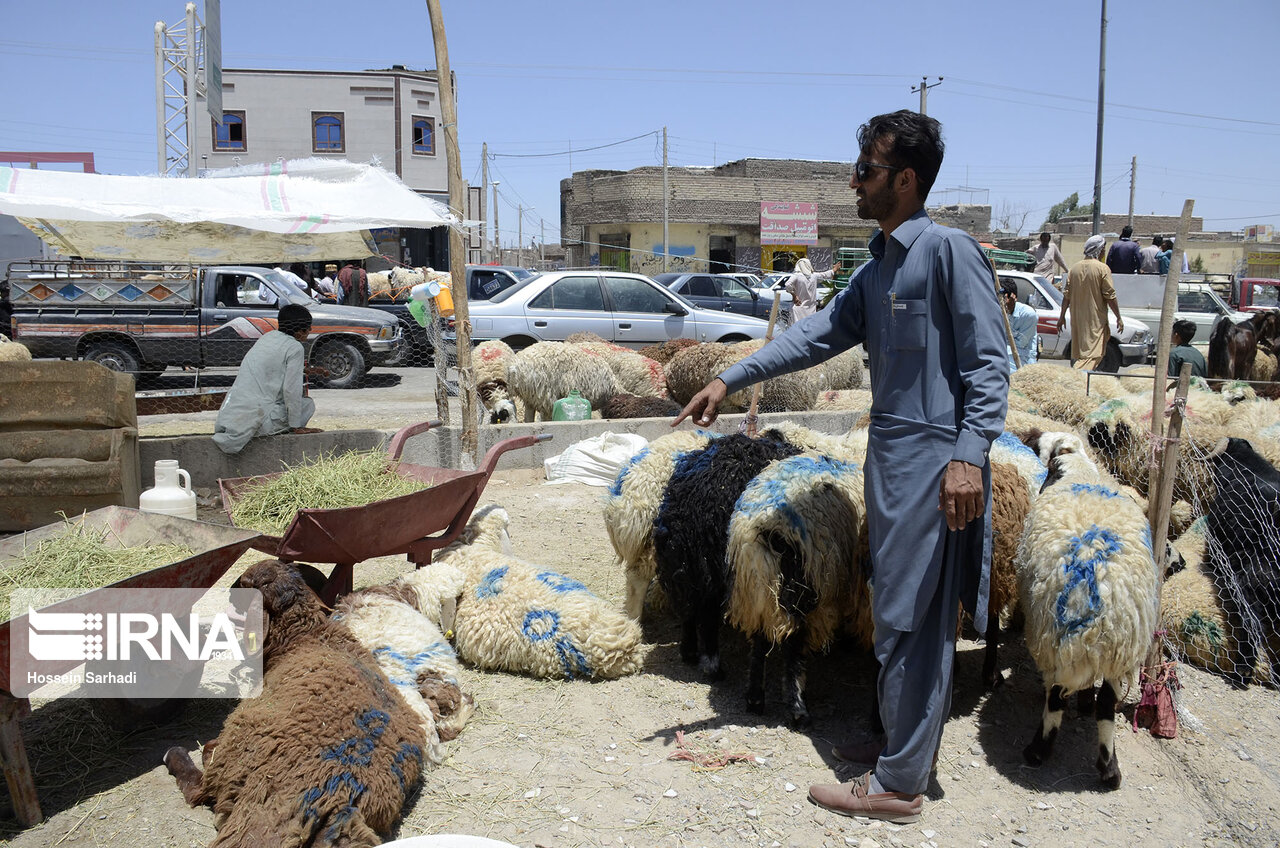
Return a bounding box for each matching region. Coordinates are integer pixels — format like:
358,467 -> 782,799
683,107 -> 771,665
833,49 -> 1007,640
999,278 -> 1019,296
1152,236 -> 1163,246
277,303 -> 313,336
1172,319 -> 1196,343
1040,232 -> 1052,241
1121,225 -> 1134,239
856,110 -> 944,202
1162,239 -> 1174,250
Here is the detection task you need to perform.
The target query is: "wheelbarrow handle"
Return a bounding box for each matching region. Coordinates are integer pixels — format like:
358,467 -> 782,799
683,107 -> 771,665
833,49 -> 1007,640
387,420 -> 445,462
477,433 -> 553,477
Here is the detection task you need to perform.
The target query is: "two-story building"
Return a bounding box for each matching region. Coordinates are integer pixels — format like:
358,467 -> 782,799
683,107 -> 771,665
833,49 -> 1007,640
193,65 -> 453,269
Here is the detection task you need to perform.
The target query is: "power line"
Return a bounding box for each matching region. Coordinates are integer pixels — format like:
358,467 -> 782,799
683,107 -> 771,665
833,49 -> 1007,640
489,131 -> 659,159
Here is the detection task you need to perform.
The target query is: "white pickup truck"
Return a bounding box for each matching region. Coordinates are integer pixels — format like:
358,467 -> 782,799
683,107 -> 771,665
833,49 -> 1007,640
1109,274 -> 1251,350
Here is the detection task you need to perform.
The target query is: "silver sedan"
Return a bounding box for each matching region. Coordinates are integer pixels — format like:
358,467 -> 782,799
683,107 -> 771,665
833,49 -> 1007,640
448,269 -> 775,350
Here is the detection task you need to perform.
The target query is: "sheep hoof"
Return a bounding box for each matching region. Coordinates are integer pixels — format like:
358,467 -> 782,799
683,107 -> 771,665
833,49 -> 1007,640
1097,756 -> 1122,790
1022,741 -> 1046,767
788,710 -> 812,731
746,694 -> 765,714
699,655 -> 724,681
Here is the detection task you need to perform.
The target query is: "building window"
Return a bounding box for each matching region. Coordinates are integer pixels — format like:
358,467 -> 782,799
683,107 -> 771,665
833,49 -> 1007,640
212,111 -> 246,152
412,116 -> 435,155
312,112 -> 344,153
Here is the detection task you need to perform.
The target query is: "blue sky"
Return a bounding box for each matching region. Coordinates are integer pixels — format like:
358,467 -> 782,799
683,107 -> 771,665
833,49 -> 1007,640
3,0 -> 1278,245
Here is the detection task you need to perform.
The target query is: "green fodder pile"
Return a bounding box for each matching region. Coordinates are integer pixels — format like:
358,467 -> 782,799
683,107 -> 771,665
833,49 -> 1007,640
0,520 -> 193,621
228,450 -> 426,536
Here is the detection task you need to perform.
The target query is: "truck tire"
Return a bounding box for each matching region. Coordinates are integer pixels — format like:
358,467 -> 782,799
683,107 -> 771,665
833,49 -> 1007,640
84,340 -> 141,375
314,339 -> 366,389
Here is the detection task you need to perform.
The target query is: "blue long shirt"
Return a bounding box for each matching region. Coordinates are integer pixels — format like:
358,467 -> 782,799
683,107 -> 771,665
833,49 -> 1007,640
718,210 -> 1010,632
1007,300 -> 1038,369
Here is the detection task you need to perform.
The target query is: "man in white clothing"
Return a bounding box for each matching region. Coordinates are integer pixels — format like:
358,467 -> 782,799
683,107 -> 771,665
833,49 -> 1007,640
784,256 -> 841,321
212,304 -> 319,454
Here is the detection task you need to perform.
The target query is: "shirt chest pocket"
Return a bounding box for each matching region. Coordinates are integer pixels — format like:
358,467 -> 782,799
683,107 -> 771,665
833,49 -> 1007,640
890,298 -> 928,351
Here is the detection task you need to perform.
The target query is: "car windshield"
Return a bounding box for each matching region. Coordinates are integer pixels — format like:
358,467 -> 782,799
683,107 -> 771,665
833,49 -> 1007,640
1249,282 -> 1280,308
259,269 -> 314,306
507,267 -> 537,281
487,275 -> 543,304
1034,275 -> 1062,305
652,273 -> 681,285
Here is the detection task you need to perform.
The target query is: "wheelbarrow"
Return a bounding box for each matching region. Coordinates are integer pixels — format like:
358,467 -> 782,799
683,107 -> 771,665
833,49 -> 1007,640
218,421 -> 551,605
0,507 -> 262,826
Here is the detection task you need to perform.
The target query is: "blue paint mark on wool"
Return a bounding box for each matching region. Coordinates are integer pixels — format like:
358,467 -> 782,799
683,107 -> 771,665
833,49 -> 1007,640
1069,482 -> 1121,499
321,708 -> 389,767
537,570 -> 592,595
476,566 -> 508,599
374,645 -> 457,687
654,443 -> 724,540
609,448 -> 649,497
735,455 -> 861,540
301,707 -> 393,828
390,742 -> 422,790
1140,525 -> 1153,555
522,608 -> 592,679
1055,525 -> 1121,636
995,431 -> 1047,487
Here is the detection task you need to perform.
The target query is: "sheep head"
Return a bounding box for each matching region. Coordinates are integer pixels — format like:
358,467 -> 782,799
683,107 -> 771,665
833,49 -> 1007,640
232,559 -> 328,663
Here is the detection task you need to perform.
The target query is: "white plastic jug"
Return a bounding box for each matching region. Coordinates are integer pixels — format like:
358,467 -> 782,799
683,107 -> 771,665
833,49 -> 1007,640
139,459 -> 198,521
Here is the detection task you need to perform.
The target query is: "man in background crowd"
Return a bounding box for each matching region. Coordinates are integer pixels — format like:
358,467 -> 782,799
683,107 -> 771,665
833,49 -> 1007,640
1105,225 -> 1142,275
1139,236 -> 1162,274
1062,234 -> 1123,370
1030,232 -> 1068,283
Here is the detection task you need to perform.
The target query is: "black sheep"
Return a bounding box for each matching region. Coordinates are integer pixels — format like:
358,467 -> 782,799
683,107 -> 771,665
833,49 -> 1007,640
652,432 -> 800,680
1205,437 -> 1280,688
601,393 -> 682,420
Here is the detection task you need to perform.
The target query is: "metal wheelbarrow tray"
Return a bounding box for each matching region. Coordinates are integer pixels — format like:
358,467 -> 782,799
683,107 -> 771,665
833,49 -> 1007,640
0,506 -> 262,826
217,421 -> 551,604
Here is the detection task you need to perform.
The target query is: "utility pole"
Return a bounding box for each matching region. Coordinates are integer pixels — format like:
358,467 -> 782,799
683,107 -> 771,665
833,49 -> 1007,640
540,219 -> 546,267
426,0 -> 477,462
517,204 -> 523,268
481,141 -> 489,263
1092,0 -> 1107,236
492,181 -> 500,264
911,76 -> 943,115
1128,156 -> 1137,230
662,126 -> 669,272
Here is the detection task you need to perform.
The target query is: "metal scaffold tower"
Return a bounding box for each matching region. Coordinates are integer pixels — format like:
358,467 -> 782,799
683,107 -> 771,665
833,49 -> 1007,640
155,2 -> 220,177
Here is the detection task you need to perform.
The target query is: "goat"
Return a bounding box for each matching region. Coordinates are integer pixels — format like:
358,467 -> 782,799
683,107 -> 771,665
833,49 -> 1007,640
1208,316 -> 1257,381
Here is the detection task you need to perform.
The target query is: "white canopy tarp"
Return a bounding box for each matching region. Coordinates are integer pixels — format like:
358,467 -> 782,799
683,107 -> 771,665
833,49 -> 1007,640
0,158 -> 455,263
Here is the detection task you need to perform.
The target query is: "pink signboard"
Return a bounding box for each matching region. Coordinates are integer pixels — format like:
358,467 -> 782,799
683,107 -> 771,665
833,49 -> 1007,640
760,201 -> 818,245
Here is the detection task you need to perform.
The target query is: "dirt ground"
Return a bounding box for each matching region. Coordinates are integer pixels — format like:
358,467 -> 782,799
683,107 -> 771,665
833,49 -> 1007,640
2,469 -> 1279,847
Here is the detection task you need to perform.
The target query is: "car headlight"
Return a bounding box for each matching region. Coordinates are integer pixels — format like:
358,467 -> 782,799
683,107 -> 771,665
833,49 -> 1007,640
1128,329 -> 1153,345
377,325 -> 396,340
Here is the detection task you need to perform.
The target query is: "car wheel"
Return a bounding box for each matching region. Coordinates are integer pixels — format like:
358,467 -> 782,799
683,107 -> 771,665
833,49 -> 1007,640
83,340 -> 141,374
314,339 -> 367,389
718,334 -> 751,344
501,335 -> 538,352
1098,340 -> 1123,373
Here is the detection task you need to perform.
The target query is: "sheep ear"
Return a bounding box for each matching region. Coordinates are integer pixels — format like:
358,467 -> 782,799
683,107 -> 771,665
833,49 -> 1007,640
1021,428 -> 1044,454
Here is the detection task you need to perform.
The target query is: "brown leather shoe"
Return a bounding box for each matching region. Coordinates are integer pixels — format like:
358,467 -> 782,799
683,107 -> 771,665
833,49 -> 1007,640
830,737 -> 886,767
808,771 -> 923,824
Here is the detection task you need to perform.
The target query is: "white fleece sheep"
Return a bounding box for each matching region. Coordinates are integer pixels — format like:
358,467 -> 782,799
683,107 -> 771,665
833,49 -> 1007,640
474,339 -> 515,387
603,429 -> 720,619
725,446 -> 871,727
1017,431 -> 1159,789
506,341 -> 620,421
571,341 -> 667,398
1009,363 -> 1100,428
332,589 -> 472,766
1159,518 -> 1235,674
0,335 -> 32,362
814,388 -> 872,414
432,506 -> 643,680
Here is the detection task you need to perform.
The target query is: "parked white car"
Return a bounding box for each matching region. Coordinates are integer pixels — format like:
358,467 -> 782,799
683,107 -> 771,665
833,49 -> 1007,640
1109,275 -> 1251,349
448,269 -> 774,351
998,270 -> 1155,370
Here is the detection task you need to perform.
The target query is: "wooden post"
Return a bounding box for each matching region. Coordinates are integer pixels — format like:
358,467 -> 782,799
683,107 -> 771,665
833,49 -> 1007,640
1144,363 -> 1191,672
745,292 -> 783,437
1149,199 -> 1195,443
426,0 -> 477,466
0,696 -> 42,826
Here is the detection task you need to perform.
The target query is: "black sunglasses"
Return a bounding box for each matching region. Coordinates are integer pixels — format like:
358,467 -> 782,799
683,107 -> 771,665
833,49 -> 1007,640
853,161 -> 903,182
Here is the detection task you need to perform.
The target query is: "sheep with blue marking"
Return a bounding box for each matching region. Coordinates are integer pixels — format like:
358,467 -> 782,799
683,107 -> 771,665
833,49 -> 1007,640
603,429 -> 721,620
1017,431 -> 1159,789
725,445 -> 871,727
333,583 -> 474,766
653,432 -> 801,680
432,505 -> 643,680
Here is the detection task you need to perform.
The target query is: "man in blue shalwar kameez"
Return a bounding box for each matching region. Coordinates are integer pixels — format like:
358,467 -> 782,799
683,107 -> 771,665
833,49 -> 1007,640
674,110 -> 1009,823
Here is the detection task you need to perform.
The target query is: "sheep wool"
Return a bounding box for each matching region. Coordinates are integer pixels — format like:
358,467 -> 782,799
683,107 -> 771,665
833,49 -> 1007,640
1160,518 -> 1235,673
434,508 -> 643,680
0,335 -> 32,362
474,339 -> 516,387
572,341 -> 667,398
727,339 -> 821,412
506,341 -> 620,421
1009,363 -> 1098,427
604,429 -> 720,619
333,591 -> 471,766
664,343 -> 748,409
814,388 -> 873,413
601,393 -> 682,420
811,345 -> 865,391
991,430 -> 1048,498
1017,451 -> 1158,696
639,337 -> 699,365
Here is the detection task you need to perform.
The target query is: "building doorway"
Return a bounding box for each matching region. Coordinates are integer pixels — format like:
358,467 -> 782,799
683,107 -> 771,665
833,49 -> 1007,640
709,235 -> 736,273
599,233 -> 630,270
762,245 -> 807,274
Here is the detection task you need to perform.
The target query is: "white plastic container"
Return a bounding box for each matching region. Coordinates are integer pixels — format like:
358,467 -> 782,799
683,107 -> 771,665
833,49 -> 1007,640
139,459 -> 198,521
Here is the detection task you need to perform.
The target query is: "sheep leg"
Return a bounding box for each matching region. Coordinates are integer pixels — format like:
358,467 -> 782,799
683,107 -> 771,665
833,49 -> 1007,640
679,615 -> 700,666
1095,678 -> 1122,790
1023,684 -> 1068,767
746,635 -> 768,714
623,569 -> 649,621
163,746 -> 208,807
697,604 -> 723,681
783,631 -> 810,730
1076,685 -> 1096,717
982,619 -> 1002,689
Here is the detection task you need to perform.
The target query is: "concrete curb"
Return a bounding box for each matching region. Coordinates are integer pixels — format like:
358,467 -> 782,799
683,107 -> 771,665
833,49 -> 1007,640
139,409 -> 863,492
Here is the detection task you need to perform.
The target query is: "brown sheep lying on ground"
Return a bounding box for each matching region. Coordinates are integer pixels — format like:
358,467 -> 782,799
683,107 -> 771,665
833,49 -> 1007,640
164,560 -> 435,848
